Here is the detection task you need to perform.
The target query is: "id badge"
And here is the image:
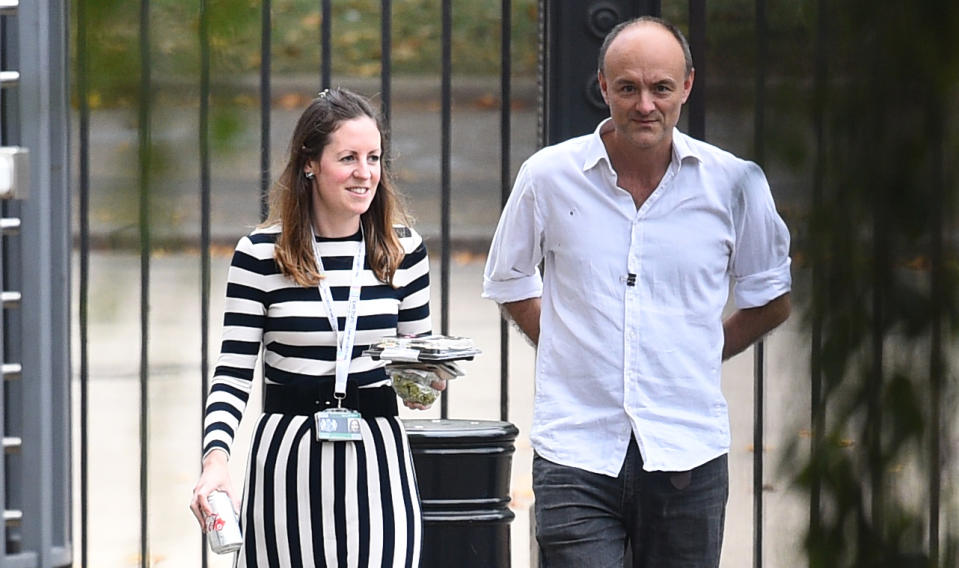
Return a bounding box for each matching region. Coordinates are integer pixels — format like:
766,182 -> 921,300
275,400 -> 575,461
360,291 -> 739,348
314,408 -> 363,442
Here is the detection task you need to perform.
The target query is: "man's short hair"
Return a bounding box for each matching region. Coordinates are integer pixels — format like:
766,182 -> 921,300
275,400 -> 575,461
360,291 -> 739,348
597,16 -> 694,78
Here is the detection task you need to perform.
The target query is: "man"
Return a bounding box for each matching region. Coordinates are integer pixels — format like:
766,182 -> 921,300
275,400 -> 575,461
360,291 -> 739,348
482,16 -> 792,567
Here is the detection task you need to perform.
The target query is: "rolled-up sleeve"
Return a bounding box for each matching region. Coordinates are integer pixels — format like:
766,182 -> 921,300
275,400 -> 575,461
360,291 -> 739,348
483,163 -> 545,304
731,162 -> 792,309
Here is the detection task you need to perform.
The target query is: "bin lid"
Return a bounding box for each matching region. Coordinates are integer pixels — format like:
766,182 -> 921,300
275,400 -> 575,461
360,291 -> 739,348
404,419 -> 519,442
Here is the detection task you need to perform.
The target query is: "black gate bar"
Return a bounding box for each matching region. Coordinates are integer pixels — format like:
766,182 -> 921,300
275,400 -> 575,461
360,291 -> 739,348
686,0 -> 705,140
321,0 -> 331,90
752,0 -> 768,565
438,0 -> 452,418
380,0 -> 392,144
927,87 -> 944,566
809,1 -> 828,561
137,1 -> 153,567
198,0 -> 212,566
928,95 -> 943,567
499,0 -> 512,422
259,0 -> 271,221
76,0 -> 91,565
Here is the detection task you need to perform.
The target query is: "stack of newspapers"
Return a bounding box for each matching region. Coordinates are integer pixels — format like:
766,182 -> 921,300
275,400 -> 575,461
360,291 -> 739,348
364,335 -> 481,406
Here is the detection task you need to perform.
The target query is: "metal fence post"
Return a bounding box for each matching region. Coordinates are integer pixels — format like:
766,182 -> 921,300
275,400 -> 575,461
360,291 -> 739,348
1,0 -> 71,567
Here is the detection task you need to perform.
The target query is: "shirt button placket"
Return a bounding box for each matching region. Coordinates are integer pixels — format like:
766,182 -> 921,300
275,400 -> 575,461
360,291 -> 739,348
628,218 -> 645,454
624,221 -> 640,430
625,219 -> 641,361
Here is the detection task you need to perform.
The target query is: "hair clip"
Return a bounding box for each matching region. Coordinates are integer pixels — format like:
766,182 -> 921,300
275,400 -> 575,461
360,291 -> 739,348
317,89 -> 330,99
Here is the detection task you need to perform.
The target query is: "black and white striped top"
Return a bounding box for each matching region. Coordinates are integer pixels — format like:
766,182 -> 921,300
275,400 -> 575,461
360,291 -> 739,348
202,224 -> 432,459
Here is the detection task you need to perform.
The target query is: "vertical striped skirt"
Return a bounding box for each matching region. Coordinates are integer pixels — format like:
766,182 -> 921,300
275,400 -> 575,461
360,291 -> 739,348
235,414 -> 422,568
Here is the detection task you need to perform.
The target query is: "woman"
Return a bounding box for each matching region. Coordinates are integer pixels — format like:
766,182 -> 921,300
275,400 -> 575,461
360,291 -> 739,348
190,87 -> 442,567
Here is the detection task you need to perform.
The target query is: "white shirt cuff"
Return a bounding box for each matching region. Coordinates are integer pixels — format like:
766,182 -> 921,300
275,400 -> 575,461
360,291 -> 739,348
734,259 -> 792,309
482,274 -> 543,304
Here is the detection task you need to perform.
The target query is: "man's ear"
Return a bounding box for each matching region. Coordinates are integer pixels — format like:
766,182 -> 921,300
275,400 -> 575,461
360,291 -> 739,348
598,70 -> 609,105
681,68 -> 695,104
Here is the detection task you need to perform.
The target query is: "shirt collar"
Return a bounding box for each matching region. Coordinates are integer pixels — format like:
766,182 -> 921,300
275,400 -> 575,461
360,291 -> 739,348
669,128 -> 702,165
583,119 -> 703,174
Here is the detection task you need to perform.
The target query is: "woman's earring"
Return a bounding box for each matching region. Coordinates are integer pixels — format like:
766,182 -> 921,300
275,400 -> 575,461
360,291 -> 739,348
304,171 -> 316,180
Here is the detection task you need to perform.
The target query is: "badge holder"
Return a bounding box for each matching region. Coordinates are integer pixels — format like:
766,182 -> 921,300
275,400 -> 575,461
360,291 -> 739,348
314,393 -> 362,442
311,229 -> 364,443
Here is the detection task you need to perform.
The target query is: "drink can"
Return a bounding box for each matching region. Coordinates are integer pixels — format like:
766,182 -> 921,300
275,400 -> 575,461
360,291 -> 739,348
205,491 -> 242,554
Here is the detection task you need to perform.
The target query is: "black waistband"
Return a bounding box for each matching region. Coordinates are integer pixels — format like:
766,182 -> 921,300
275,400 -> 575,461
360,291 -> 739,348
264,382 -> 398,418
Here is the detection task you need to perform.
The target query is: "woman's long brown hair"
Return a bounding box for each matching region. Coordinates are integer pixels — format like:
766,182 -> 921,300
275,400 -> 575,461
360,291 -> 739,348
262,88 -> 409,287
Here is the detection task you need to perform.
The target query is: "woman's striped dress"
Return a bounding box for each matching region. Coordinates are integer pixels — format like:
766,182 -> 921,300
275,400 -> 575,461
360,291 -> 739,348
202,224 -> 432,568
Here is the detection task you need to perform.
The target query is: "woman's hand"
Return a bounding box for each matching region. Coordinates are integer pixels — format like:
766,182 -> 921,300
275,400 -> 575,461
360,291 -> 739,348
402,377 -> 447,410
189,449 -> 239,530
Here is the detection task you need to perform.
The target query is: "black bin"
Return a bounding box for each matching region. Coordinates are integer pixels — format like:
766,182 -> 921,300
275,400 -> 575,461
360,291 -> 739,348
405,418 -> 519,568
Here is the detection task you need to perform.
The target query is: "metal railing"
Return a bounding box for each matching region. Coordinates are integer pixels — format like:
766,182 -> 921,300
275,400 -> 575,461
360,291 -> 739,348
71,0 -> 772,566
74,2 -> 523,566
70,1 -> 921,568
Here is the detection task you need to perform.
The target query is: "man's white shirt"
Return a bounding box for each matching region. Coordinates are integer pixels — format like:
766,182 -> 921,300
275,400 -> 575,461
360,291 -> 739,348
483,121 -> 791,475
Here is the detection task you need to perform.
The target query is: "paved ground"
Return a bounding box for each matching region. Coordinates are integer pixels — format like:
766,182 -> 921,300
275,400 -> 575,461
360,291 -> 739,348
74,249 -> 808,567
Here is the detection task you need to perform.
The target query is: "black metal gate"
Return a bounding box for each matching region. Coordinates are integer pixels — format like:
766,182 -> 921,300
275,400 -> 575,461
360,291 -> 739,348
70,1 -> 791,567
68,1 -> 959,567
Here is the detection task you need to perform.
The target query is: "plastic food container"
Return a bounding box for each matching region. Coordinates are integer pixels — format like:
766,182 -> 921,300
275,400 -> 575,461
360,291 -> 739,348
388,367 -> 440,406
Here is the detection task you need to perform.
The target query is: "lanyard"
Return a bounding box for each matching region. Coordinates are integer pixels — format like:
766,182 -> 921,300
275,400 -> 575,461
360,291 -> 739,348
311,226 -> 365,403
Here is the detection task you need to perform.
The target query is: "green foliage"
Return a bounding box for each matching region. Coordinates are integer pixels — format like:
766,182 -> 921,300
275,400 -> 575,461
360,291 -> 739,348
73,0 -> 539,239
74,0 -> 539,108
786,0 -> 959,565
209,104 -> 246,154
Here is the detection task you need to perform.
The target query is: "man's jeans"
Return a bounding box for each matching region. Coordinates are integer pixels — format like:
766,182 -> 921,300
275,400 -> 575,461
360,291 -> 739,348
533,439 -> 728,568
